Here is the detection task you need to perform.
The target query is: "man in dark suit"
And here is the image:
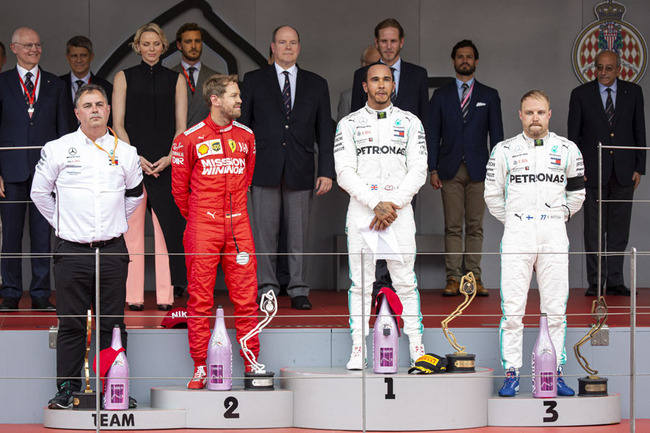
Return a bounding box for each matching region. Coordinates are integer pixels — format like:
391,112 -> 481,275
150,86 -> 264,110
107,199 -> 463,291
429,40 -> 503,296
351,18 -> 428,119
59,36 -> 113,133
240,25 -> 334,310
350,18 -> 429,295
0,27 -> 69,310
171,23 -> 219,130
568,50 -> 646,296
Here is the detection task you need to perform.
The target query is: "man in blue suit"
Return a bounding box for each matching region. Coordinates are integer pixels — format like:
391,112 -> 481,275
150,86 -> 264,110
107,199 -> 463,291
350,18 -> 429,295
0,27 -> 69,310
428,40 -> 503,296
239,25 -> 335,310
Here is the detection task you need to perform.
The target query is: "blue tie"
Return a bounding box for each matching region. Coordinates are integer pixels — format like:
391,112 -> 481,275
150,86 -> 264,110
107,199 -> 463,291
282,71 -> 291,117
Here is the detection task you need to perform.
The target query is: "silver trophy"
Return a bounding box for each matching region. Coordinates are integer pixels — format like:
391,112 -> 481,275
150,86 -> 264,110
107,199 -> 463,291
241,289 -> 277,390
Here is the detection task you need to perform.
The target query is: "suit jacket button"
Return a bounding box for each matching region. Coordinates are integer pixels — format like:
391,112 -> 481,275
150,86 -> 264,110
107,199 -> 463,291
285,124 -> 289,129
282,142 -> 286,146
610,133 -> 614,137
610,151 -> 613,154
29,122 -> 34,126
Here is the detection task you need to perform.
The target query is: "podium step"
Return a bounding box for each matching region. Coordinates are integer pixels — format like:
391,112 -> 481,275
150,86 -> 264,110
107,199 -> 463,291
150,386 -> 293,428
280,366 -> 493,431
42,406 -> 185,430
488,392 -> 621,426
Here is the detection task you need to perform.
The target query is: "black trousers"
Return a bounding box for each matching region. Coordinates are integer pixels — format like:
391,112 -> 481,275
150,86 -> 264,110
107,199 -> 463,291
143,168 -> 188,287
53,237 -> 129,391
584,177 -> 634,289
0,177 -> 51,300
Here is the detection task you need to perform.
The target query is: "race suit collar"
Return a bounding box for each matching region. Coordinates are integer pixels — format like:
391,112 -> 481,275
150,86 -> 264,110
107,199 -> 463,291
206,115 -> 234,133
363,102 -> 394,118
522,132 -> 550,147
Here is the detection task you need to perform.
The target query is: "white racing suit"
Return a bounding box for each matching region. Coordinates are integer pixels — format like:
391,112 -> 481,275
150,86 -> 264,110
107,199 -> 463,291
335,104 -> 428,345
485,132 -> 585,370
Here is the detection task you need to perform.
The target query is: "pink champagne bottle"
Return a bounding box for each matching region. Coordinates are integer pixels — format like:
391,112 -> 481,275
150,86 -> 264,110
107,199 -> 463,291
104,325 -> 129,410
207,306 -> 232,390
532,313 -> 557,398
373,297 -> 399,374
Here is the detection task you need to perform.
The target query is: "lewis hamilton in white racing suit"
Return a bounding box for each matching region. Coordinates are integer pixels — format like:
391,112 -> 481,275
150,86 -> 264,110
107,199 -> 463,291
335,63 -> 428,369
485,90 -> 585,396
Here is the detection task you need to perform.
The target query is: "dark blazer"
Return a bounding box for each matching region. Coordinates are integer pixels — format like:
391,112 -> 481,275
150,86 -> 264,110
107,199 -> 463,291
239,64 -> 334,190
568,78 -> 646,187
350,60 -> 429,121
428,80 -> 503,181
59,72 -> 113,133
0,67 -> 69,183
171,63 -> 219,128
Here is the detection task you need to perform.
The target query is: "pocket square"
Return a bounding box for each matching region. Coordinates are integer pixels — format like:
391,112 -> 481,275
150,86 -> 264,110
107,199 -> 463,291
476,102 -> 487,107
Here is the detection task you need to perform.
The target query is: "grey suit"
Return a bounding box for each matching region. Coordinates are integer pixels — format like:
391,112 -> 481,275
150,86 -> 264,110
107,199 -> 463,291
171,63 -> 219,128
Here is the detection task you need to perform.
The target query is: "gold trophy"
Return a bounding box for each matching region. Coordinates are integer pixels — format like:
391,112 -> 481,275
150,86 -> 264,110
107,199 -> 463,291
573,296 -> 609,396
73,310 -> 97,409
441,272 -> 477,372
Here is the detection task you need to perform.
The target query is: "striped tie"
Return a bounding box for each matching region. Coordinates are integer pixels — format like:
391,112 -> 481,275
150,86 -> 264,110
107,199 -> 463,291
605,88 -> 614,127
461,83 -> 469,121
24,72 -> 34,107
282,71 -> 291,117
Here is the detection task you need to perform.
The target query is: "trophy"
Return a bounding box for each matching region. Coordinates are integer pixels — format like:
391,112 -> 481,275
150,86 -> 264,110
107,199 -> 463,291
73,310 -> 96,409
240,290 -> 277,390
441,272 -> 477,372
573,296 -> 609,396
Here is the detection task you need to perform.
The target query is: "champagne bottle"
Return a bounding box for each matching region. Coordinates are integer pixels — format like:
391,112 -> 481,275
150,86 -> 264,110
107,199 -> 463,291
207,306 -> 233,390
532,313 -> 557,398
373,297 -> 399,374
104,325 -> 129,410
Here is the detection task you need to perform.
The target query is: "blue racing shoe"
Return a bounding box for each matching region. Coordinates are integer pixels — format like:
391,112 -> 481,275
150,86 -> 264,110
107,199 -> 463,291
556,365 -> 575,396
498,367 -> 520,397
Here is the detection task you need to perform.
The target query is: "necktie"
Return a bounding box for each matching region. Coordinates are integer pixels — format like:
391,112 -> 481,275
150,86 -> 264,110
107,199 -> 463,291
24,72 -> 34,107
390,67 -> 397,102
188,67 -> 197,94
605,88 -> 614,127
461,83 -> 469,121
282,71 -> 291,117
75,79 -> 85,94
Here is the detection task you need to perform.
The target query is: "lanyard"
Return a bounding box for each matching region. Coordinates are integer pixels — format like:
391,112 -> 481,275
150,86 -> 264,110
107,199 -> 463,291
91,127 -> 119,166
18,69 -> 40,117
460,81 -> 475,109
181,66 -> 195,94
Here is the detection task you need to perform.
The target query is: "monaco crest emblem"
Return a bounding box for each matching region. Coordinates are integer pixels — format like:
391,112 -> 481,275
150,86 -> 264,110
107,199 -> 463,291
572,0 -> 647,83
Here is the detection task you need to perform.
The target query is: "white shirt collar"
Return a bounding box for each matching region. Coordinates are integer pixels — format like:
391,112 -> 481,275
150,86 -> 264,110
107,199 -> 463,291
181,60 -> 202,71
16,64 -> 39,80
274,62 -> 298,76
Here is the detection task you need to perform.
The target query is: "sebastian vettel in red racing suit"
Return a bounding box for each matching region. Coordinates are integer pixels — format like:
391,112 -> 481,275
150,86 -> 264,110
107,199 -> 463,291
172,74 -> 259,389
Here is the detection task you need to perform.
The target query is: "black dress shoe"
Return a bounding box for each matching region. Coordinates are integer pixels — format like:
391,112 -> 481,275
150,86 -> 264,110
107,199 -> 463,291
585,286 -> 599,296
157,304 -> 173,311
606,285 -> 632,296
128,303 -> 144,311
173,286 -> 186,298
290,295 -> 312,310
0,297 -> 20,311
32,297 -> 55,310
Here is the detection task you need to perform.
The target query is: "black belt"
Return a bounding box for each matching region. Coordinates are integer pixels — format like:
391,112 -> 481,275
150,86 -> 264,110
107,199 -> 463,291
65,236 -> 124,248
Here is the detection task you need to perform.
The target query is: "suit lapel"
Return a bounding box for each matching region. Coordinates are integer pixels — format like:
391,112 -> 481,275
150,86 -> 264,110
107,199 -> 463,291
32,68 -> 52,121
266,65 -> 285,114
292,67 -> 308,116
612,79 -> 626,129
465,81 -> 480,123
9,68 -> 32,119
589,80 -> 610,126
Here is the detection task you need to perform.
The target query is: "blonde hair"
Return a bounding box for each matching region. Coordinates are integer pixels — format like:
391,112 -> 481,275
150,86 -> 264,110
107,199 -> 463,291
520,89 -> 550,109
131,23 -> 169,54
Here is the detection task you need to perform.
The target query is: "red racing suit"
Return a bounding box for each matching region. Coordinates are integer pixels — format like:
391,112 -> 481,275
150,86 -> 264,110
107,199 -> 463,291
171,116 -> 259,367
